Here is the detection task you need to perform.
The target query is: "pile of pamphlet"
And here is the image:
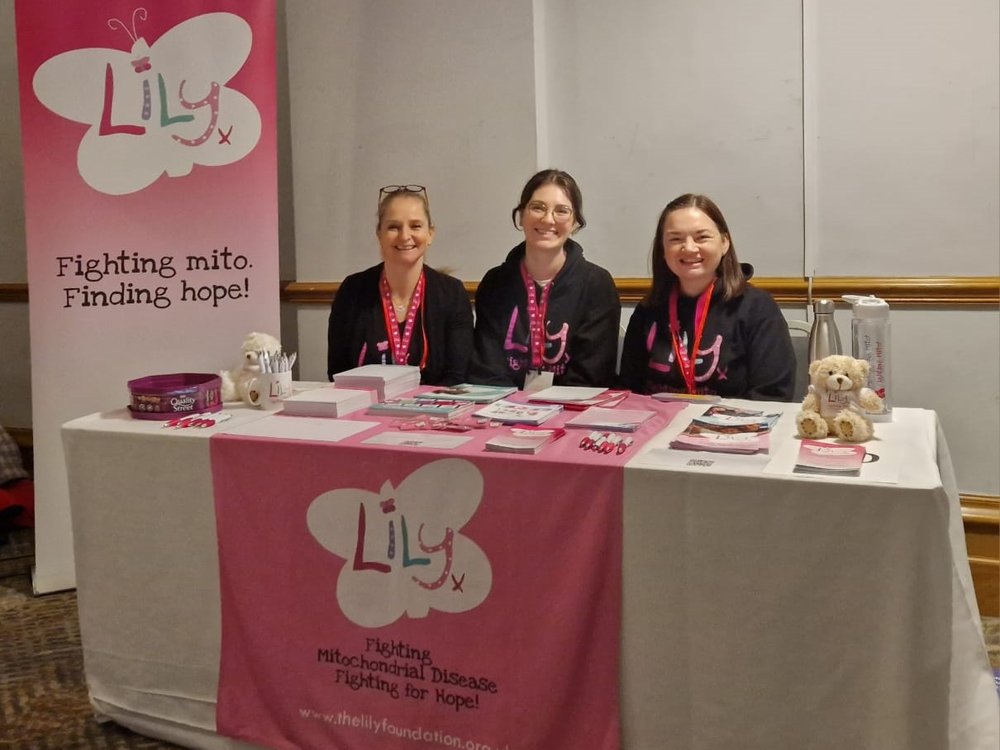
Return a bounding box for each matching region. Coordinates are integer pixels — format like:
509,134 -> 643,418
332,364 -> 420,401
793,439 -> 866,476
485,427 -> 566,454
367,398 -> 476,418
565,407 -> 655,432
669,405 -> 781,454
527,386 -> 629,410
414,384 -> 516,403
473,399 -> 562,425
281,386 -> 373,418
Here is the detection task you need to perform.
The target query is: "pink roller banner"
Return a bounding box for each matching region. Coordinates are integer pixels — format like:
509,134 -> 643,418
15,0 -> 278,591
210,436 -> 624,750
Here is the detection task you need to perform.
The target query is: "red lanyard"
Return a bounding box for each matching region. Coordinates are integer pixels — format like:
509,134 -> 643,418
519,261 -> 554,370
379,270 -> 428,369
668,281 -> 714,394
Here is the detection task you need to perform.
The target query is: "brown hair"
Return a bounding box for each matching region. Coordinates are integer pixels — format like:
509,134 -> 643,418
511,169 -> 586,232
646,193 -> 746,305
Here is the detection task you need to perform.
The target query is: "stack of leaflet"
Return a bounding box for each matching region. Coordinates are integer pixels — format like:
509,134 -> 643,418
332,364 -> 421,402
565,406 -> 656,432
414,383 -> 516,403
793,439 -> 866,476
484,427 -> 566,455
281,386 -> 373,418
367,398 -> 476,418
473,399 -> 562,425
527,386 -> 629,410
669,405 -> 781,454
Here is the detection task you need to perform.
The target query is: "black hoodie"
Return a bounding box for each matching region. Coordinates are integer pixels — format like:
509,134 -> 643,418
327,264 -> 473,386
469,239 -> 621,388
618,264 -> 795,401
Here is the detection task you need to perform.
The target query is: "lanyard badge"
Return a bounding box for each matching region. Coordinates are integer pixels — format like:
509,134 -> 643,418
379,270 -> 428,369
519,261 -> 554,370
668,281 -> 714,395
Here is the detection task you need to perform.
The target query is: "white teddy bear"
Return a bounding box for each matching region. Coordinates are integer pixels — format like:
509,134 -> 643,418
795,354 -> 884,442
219,331 -> 282,402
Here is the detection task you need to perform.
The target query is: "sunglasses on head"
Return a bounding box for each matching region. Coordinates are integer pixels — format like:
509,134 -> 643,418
379,184 -> 427,201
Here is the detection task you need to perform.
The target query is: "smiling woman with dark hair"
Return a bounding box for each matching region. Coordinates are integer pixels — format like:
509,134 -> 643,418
468,169 -> 620,389
619,193 -> 795,400
326,185 -> 473,385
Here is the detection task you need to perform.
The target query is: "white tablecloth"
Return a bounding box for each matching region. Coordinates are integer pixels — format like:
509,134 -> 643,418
61,403 -> 999,750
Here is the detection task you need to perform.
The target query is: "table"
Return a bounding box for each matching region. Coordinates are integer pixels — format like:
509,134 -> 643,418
61,400 -> 999,750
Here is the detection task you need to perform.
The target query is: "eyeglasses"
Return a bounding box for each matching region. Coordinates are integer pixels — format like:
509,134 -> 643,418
526,201 -> 574,222
379,184 -> 427,201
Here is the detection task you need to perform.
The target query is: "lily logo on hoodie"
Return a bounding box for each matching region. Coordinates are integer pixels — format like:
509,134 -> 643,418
646,322 -> 725,382
503,307 -> 569,373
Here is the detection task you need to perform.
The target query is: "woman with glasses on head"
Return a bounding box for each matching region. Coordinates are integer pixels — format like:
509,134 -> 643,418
468,169 -> 620,389
618,193 -> 794,400
327,185 -> 473,385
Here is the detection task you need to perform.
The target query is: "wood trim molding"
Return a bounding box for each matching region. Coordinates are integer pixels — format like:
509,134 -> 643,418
0,283 -> 28,303
4,278 -> 997,306
279,276 -> 999,307
5,427 -> 32,449
961,493 -> 1000,528
755,277 -> 1000,306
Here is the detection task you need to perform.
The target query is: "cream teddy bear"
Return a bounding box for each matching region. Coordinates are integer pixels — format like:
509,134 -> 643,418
795,354 -> 884,442
219,331 -> 282,402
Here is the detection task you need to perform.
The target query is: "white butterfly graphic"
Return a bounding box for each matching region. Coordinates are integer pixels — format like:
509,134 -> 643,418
307,459 -> 493,628
32,8 -> 262,195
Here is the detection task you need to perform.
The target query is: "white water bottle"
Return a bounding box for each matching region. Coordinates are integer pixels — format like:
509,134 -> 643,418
843,294 -> 892,421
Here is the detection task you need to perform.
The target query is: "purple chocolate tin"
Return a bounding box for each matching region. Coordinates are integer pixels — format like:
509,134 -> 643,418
127,373 -> 223,420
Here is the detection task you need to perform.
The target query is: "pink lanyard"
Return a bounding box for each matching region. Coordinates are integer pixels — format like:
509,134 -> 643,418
379,270 -> 426,367
668,281 -> 714,394
519,261 -> 554,370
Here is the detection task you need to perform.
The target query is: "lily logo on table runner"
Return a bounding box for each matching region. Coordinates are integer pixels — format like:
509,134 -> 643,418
307,459 -> 493,628
32,9 -> 262,195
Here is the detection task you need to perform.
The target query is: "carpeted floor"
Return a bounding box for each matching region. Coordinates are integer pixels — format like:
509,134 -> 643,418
1,526 -> 998,749
0,528 -> 179,749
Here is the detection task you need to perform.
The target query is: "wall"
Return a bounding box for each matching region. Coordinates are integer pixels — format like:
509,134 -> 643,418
2,0 -> 998,493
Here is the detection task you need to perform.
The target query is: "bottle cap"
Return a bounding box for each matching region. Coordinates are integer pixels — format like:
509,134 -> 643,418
813,299 -> 836,314
842,294 -> 890,318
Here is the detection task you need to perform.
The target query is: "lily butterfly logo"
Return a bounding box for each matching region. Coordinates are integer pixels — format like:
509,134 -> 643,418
307,459 -> 493,628
32,8 -> 262,195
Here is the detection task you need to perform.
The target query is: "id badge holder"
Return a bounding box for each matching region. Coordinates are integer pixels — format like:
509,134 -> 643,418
523,370 -> 554,393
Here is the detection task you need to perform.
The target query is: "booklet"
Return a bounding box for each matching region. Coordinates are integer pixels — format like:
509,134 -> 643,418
473,399 -> 563,425
484,427 -> 566,455
367,398 -> 477,418
564,407 -> 656,432
793,439 -> 866,476
527,386 -> 629,410
690,405 -> 782,432
669,405 -> 780,454
414,383 -> 517,403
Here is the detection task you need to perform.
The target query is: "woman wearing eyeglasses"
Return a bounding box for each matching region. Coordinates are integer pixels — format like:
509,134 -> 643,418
618,193 -> 795,400
326,185 -> 473,385
468,169 -> 620,389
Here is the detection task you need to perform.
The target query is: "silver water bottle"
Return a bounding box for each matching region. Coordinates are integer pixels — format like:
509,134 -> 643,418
807,299 -> 842,363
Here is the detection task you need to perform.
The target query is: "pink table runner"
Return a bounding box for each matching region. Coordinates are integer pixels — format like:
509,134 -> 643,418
210,396 -> 683,750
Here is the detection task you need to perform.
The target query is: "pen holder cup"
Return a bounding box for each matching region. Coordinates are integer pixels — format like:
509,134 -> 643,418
244,371 -> 292,411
